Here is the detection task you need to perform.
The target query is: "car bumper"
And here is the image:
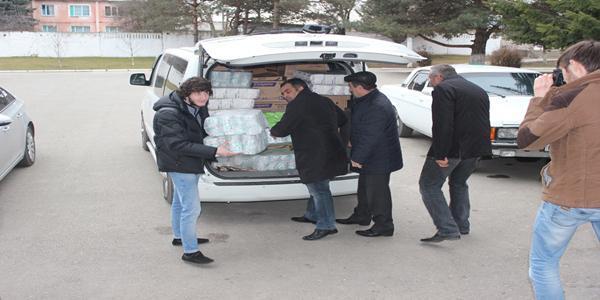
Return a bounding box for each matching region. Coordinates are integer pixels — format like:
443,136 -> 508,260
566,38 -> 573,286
197,173 -> 358,202
491,141 -> 549,158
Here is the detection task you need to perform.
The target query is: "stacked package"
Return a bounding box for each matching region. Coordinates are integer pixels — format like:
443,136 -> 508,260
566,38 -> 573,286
208,71 -> 260,110
213,149 -> 296,171
203,109 -> 269,155
265,128 -> 292,145
293,70 -> 351,96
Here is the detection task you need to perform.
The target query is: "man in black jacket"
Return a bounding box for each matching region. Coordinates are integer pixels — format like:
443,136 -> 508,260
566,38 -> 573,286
271,78 -> 348,241
419,64 -> 491,243
153,77 -> 236,264
336,71 -> 403,237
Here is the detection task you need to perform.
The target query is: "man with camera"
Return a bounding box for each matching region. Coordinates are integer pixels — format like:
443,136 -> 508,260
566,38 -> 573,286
517,40 -> 600,300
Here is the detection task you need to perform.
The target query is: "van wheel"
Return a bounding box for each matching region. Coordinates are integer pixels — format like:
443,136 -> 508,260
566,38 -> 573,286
162,174 -> 174,204
18,125 -> 35,167
397,115 -> 413,137
141,117 -> 150,151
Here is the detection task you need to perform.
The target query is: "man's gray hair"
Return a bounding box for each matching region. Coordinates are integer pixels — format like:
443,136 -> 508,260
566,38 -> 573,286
430,64 -> 457,79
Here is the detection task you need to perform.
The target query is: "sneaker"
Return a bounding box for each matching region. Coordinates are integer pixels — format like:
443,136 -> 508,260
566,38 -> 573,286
181,251 -> 214,264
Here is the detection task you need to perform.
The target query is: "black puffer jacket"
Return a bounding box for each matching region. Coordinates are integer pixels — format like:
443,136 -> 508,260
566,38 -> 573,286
350,89 -> 403,174
152,92 -> 217,173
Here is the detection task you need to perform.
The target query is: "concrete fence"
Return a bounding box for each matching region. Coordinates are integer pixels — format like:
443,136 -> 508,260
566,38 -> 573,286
0,31 -> 211,57
0,31 -> 505,58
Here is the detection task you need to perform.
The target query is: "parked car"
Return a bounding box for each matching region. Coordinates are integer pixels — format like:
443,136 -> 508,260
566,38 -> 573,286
0,86 -> 35,182
380,64 -> 548,159
129,33 -> 424,202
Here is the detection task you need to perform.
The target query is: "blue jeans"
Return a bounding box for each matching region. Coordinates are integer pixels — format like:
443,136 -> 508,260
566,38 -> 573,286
419,157 -> 478,235
303,180 -> 336,230
529,201 -> 600,300
169,172 -> 202,254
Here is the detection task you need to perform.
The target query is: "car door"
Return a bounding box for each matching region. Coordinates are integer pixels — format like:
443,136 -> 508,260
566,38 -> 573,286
0,88 -> 26,175
402,71 -> 433,135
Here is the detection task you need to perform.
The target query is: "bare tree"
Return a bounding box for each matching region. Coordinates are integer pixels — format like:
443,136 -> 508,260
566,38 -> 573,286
50,33 -> 65,68
121,33 -> 141,66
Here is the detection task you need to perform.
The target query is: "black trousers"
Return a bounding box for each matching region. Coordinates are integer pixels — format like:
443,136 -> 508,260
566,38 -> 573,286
353,173 -> 394,231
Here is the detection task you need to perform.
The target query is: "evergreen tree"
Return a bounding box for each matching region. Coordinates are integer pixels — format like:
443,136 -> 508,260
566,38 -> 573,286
0,0 -> 37,31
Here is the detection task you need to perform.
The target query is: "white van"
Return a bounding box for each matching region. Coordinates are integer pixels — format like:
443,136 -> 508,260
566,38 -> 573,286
129,33 -> 423,202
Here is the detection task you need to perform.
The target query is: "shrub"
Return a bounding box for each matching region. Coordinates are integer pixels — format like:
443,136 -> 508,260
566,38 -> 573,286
490,47 -> 523,68
416,50 -> 432,67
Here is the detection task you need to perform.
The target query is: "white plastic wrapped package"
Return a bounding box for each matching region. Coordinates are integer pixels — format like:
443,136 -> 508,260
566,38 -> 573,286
213,150 -> 296,171
203,132 -> 268,155
208,98 -> 255,111
294,71 -> 346,86
312,84 -> 351,95
265,128 -> 292,144
204,109 -> 268,136
212,88 -> 260,99
210,71 -> 253,88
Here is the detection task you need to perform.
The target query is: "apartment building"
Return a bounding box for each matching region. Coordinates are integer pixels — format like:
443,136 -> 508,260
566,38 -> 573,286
32,0 -> 127,33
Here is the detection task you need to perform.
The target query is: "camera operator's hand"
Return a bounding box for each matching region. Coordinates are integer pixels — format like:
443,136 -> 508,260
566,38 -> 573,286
534,74 -> 554,98
216,141 -> 239,157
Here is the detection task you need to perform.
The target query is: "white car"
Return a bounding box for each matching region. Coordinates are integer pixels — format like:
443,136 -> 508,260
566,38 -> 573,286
381,64 -> 548,159
129,33 -> 423,202
0,86 -> 35,181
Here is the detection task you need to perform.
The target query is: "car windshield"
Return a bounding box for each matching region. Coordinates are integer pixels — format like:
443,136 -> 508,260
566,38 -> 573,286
462,72 -> 538,97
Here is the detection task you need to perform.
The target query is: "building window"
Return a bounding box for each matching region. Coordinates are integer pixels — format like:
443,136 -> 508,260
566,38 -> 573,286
41,4 -> 55,16
105,26 -> 120,33
69,5 -> 90,17
42,25 -> 57,32
71,26 -> 91,33
105,6 -> 120,17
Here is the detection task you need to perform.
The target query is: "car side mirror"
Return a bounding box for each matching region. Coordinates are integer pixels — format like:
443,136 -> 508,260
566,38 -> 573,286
0,114 -> 13,126
130,73 -> 150,86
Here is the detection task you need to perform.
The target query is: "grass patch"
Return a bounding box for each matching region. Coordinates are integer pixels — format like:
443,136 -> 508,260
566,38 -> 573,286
0,57 -> 156,70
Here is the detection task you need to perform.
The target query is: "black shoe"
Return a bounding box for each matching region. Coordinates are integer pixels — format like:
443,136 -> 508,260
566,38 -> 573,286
335,215 -> 371,226
420,232 -> 461,243
181,251 -> 214,264
302,229 -> 338,241
172,238 -> 210,246
355,228 -> 394,237
291,216 -> 316,224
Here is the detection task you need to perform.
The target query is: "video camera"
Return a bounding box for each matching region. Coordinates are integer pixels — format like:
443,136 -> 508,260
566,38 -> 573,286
552,69 -> 566,87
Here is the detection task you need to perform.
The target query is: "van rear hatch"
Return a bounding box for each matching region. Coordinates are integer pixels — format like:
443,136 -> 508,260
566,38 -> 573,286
197,33 -> 424,66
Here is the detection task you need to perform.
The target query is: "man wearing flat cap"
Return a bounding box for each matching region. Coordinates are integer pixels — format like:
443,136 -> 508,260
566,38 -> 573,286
336,71 -> 403,237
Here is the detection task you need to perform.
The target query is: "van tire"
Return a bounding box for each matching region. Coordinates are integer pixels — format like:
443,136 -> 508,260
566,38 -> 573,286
141,116 -> 150,152
18,125 -> 35,167
162,174 -> 174,204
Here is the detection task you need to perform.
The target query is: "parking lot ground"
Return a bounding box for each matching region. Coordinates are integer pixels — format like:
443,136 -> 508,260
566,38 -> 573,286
0,71 -> 598,299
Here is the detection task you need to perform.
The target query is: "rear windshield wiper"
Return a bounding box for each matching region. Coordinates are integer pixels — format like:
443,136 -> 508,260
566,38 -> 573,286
490,85 -> 526,95
484,89 -> 506,98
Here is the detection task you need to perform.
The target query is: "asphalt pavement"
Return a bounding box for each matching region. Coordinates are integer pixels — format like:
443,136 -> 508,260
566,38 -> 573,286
0,71 -> 597,299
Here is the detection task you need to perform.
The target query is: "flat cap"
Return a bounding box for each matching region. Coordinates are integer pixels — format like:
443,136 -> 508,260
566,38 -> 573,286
343,71 -> 377,87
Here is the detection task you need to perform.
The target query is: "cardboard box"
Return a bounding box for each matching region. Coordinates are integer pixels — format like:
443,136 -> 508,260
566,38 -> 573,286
325,95 -> 350,109
254,99 -> 288,112
284,63 -> 329,78
247,65 -> 284,77
252,79 -> 285,100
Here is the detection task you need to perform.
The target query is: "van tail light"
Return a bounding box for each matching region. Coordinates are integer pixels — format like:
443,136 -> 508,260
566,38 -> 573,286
490,127 -> 496,141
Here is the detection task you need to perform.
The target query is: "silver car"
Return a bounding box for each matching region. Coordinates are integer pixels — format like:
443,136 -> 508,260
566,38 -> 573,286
0,86 -> 35,181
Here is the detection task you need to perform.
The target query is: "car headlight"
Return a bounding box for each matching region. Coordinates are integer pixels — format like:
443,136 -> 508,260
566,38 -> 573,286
496,128 -> 518,139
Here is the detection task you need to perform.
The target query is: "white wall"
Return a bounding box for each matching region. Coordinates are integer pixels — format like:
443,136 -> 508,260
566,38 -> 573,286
0,32 -> 210,57
407,34 -> 503,55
